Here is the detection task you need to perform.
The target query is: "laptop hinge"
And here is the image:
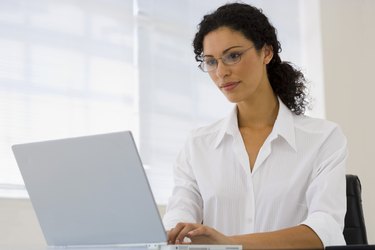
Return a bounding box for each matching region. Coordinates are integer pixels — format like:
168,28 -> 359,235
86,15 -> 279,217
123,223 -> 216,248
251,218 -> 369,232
47,242 -> 167,249
147,242 -> 168,250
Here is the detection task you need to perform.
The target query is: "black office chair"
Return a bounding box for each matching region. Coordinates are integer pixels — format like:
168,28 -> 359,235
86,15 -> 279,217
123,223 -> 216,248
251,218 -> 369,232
344,174 -> 368,245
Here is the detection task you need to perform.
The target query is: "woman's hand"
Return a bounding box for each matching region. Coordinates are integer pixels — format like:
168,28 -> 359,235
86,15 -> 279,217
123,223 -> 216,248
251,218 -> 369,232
167,222 -> 235,245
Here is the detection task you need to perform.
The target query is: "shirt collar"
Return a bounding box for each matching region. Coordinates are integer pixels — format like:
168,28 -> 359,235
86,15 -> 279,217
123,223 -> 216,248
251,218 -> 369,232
214,105 -> 238,148
273,98 -> 297,151
214,98 -> 297,151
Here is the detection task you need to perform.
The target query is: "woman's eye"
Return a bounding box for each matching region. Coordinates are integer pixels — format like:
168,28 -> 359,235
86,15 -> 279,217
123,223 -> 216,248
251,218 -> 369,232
227,52 -> 241,61
205,58 -> 217,66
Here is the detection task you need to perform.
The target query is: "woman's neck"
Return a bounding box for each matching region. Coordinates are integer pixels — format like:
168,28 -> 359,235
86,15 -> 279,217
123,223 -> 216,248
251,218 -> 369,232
237,93 -> 279,129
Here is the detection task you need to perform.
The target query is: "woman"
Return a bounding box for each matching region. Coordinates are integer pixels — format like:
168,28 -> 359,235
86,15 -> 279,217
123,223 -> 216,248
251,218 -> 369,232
162,3 -> 347,249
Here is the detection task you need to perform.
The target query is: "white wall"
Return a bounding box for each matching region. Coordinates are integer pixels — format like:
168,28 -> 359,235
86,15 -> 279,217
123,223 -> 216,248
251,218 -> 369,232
321,0 -> 375,243
0,198 -> 45,248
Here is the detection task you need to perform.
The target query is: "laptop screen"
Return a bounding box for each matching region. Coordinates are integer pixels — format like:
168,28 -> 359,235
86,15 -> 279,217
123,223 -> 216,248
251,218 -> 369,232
12,131 -> 167,246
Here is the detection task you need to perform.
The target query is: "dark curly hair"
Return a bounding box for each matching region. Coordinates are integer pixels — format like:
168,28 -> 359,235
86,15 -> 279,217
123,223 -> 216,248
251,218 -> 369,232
193,3 -> 309,115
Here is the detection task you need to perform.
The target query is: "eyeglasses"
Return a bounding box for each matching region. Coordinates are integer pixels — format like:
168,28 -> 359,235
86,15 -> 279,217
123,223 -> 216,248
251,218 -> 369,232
198,46 -> 254,72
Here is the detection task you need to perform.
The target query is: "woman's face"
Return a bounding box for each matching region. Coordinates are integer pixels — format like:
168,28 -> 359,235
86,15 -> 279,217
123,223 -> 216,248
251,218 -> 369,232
202,26 -> 273,104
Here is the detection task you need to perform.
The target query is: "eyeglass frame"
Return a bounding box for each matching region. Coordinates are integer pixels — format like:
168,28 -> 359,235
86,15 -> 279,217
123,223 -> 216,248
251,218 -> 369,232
198,46 -> 255,72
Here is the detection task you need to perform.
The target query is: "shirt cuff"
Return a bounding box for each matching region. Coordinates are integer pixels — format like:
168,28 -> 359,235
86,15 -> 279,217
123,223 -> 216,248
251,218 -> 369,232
301,211 -> 346,247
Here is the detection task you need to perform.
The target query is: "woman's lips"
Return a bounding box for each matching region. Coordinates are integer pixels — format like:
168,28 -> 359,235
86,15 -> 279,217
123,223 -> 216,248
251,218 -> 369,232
220,81 -> 240,91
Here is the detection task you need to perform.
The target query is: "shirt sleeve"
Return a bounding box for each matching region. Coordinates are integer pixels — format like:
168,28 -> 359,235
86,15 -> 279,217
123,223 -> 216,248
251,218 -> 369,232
162,135 -> 203,230
301,126 -> 348,247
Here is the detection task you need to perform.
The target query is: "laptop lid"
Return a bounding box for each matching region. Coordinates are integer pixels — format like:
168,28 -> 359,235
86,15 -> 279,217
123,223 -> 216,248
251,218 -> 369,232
12,131 -> 167,247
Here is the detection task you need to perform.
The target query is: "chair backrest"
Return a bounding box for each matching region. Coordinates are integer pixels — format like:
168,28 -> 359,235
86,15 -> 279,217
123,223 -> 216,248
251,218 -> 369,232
344,174 -> 368,245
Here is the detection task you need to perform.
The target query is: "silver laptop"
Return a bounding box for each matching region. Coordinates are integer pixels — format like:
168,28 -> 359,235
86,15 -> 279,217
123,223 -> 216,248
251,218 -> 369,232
12,131 -> 241,250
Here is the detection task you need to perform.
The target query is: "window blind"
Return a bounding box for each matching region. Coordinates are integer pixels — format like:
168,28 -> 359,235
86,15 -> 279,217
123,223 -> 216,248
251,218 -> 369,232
0,0 -> 324,204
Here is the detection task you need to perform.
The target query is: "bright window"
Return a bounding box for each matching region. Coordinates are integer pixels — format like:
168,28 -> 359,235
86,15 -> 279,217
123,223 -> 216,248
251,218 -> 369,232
0,0 -> 323,204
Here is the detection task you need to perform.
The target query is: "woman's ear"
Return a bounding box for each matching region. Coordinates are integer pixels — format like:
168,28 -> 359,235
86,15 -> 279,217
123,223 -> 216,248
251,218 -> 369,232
263,45 -> 274,64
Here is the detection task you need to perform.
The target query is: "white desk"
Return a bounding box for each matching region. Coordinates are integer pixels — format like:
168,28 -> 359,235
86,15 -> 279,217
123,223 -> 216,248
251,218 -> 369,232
2,246 -> 151,250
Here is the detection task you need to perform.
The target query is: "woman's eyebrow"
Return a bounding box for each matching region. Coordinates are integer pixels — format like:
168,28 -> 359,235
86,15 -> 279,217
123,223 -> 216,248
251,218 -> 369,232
203,45 -> 244,57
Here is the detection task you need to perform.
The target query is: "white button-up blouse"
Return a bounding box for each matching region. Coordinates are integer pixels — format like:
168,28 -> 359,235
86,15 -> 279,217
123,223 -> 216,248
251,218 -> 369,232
162,100 -> 347,247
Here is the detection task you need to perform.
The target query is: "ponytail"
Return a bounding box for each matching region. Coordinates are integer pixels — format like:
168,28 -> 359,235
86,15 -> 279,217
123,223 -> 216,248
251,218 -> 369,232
267,54 -> 308,115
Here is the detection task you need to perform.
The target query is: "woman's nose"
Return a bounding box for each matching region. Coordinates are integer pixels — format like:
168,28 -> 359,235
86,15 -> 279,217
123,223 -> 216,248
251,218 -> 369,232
215,60 -> 230,79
